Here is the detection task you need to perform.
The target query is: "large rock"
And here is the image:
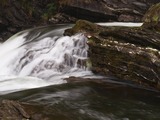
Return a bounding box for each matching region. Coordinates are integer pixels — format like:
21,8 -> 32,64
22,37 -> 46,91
142,3 -> 160,31
64,19 -> 160,90
58,0 -> 160,22
0,1 -> 32,41
0,100 -> 30,120
0,100 -> 49,120
0,0 -> 58,41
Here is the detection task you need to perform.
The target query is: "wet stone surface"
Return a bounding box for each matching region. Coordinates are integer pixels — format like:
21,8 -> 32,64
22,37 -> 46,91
64,19 -> 160,90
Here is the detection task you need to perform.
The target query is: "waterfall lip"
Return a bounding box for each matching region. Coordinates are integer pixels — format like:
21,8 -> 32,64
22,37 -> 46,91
0,32 -> 28,58
97,22 -> 143,27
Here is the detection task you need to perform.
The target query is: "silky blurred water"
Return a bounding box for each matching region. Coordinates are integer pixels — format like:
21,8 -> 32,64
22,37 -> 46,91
1,80 -> 160,120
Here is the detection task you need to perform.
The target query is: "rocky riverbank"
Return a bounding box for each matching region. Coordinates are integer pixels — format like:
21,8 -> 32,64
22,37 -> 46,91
58,0 -> 160,22
1,0 -> 160,41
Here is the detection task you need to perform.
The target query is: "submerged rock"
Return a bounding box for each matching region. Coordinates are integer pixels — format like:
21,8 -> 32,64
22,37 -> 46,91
64,18 -> 160,90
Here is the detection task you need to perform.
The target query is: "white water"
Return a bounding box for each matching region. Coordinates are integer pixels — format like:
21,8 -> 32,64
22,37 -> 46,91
97,22 -> 143,27
0,26 -> 93,94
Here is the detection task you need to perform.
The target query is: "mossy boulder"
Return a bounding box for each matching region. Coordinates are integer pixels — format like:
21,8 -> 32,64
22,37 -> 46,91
64,20 -> 103,36
142,3 -> 160,31
64,19 -> 160,90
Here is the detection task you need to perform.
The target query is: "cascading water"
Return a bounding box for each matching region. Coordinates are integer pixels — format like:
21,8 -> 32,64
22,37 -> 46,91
0,25 -> 93,94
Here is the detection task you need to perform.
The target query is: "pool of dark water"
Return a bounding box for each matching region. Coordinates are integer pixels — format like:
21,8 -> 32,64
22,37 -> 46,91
1,79 -> 160,120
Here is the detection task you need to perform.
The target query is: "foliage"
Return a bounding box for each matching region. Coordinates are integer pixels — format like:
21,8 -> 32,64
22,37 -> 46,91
42,3 -> 57,20
0,0 -> 9,6
19,0 -> 35,17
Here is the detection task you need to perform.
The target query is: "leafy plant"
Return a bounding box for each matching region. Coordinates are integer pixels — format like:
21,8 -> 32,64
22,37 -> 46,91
42,3 -> 57,20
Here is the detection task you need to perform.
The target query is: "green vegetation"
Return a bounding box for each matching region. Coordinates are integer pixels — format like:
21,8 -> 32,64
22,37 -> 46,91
42,3 -> 57,20
0,0 -> 57,21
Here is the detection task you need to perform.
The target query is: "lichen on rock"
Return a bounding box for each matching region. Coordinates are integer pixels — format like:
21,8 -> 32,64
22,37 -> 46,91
142,2 -> 160,31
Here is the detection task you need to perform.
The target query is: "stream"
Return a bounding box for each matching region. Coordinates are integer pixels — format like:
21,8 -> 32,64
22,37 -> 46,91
0,23 -> 160,120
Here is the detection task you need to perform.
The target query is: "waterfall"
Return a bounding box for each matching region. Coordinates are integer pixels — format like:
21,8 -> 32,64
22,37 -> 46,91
0,25 -> 93,94
0,23 -> 143,95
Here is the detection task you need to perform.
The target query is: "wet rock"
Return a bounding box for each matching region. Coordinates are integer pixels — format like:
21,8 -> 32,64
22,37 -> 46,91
0,0 -> 58,41
64,18 -> 160,90
0,100 -> 50,120
49,13 -> 77,24
1,0 -> 160,41
0,1 -> 31,41
142,3 -> 160,31
118,14 -> 137,22
0,100 -> 30,120
58,0 -> 160,22
64,20 -> 103,36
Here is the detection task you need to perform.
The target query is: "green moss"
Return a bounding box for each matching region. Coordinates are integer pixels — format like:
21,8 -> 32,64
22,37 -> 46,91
153,15 -> 158,22
88,36 -> 101,44
72,20 -> 102,33
86,59 -> 92,69
64,20 -> 103,36
88,38 -> 94,44
143,2 -> 160,31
